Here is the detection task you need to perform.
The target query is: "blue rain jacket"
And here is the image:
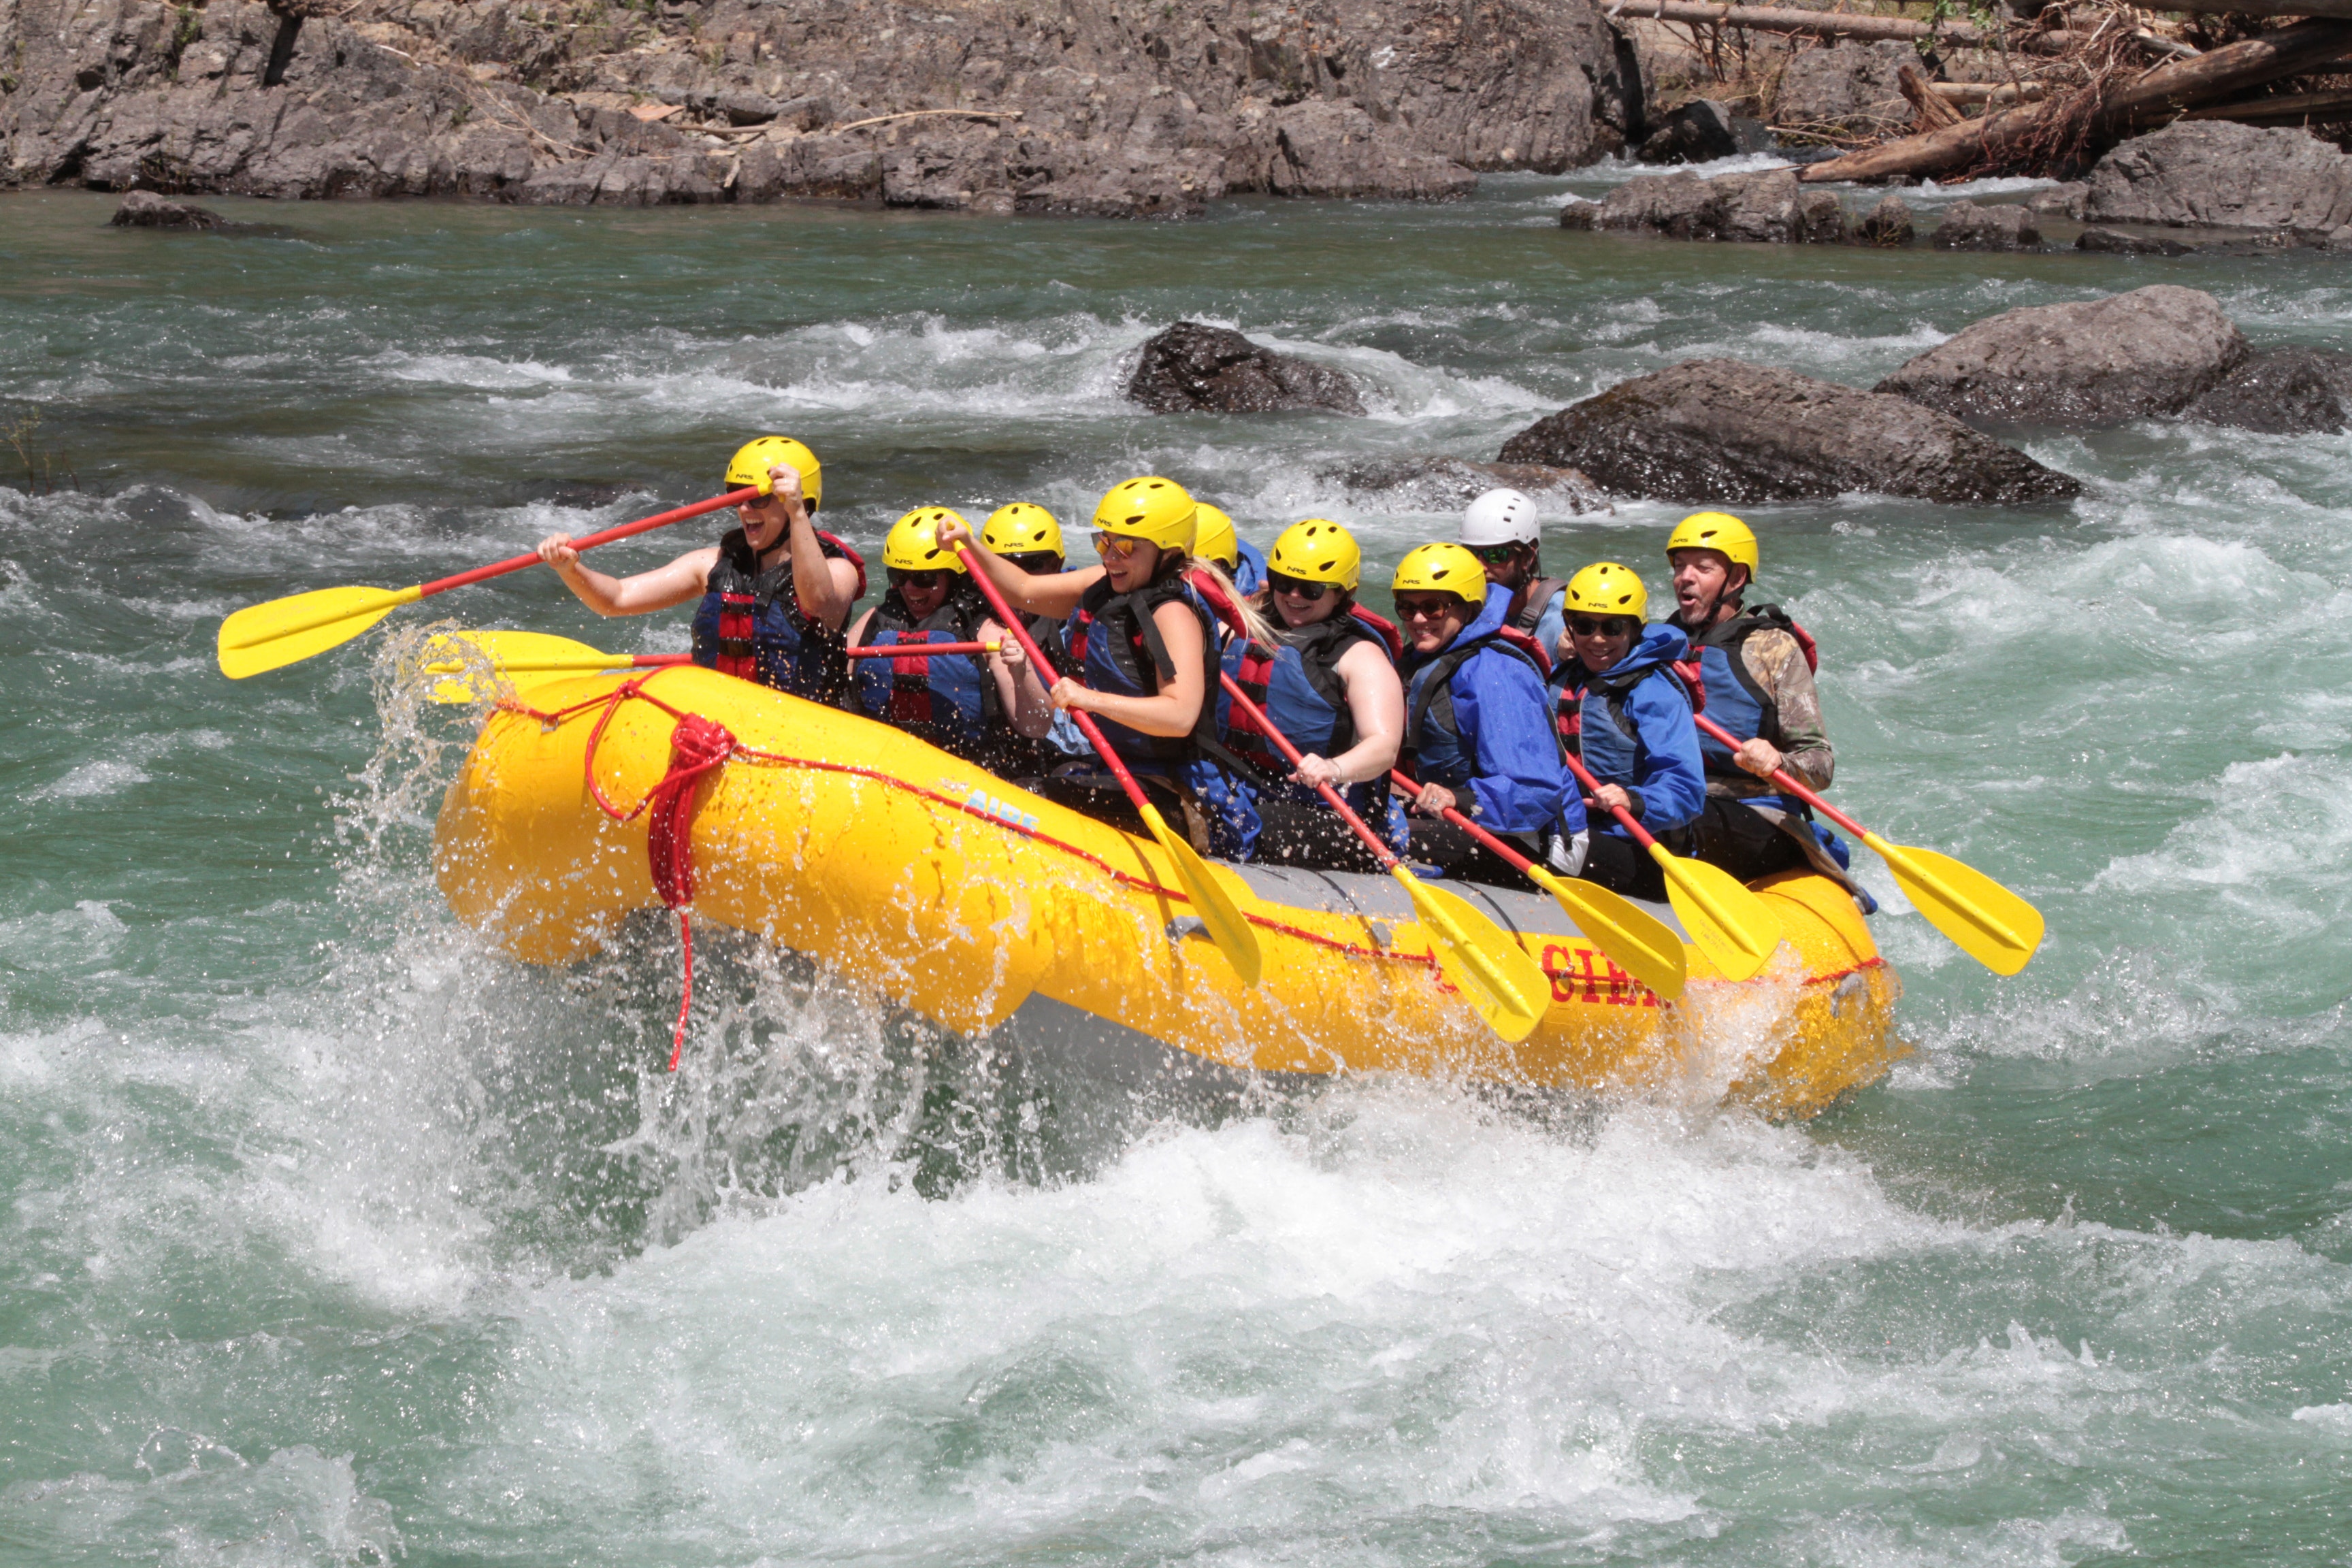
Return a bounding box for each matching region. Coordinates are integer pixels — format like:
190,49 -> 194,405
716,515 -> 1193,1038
1553,623 -> 1707,836
1401,583 -> 1584,837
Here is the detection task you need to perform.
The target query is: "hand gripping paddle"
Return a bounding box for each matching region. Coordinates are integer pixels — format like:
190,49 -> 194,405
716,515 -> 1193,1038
216,487 -> 759,679
1389,768 -> 1686,1002
1560,749 -> 1783,983
1693,713 -> 2043,975
953,541 -> 1262,987
1221,676 -> 1547,1041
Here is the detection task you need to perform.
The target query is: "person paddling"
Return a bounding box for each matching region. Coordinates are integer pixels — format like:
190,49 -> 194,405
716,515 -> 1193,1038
941,477 -> 1269,860
1660,511 -> 1859,892
535,437 -> 864,701
1551,563 -> 1706,902
1459,488 -> 1565,668
1194,504 -> 1268,596
847,508 -> 1039,765
1394,543 -> 1586,885
1219,519 -> 1408,872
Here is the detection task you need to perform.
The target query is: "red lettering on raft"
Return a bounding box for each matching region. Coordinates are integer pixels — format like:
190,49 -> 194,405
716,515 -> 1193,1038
1539,943 -> 1662,1009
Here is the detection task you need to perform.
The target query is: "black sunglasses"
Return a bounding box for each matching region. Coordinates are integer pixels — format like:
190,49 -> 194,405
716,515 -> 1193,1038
1267,572 -> 1331,602
1569,615 -> 1638,638
1469,543 -> 1524,566
890,568 -> 954,590
1003,551 -> 1064,575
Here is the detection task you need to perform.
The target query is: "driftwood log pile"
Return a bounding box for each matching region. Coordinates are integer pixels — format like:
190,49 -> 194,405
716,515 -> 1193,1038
1622,0 -> 2352,182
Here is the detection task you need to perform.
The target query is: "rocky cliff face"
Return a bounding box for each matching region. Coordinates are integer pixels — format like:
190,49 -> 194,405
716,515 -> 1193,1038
1,0 -> 1645,214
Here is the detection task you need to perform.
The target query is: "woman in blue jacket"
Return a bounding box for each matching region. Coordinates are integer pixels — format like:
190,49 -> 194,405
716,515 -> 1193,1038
1394,543 -> 1588,886
1550,562 -> 1706,902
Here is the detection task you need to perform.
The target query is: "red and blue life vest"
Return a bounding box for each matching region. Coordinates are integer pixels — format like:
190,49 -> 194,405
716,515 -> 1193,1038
851,587 -> 997,757
1677,604 -> 1816,781
689,527 -> 865,702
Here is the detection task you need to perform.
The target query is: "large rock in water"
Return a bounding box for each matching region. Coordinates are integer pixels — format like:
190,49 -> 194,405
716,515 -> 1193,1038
109,189 -> 224,229
2180,348 -> 2352,435
1772,42 -> 1914,136
0,0 -> 1642,213
2085,122 -> 2352,234
1496,359 -> 2080,505
1930,201 -> 2040,252
1126,323 -> 1365,415
1875,286 -> 2247,428
1318,456 -> 1608,512
1560,167 -> 1846,243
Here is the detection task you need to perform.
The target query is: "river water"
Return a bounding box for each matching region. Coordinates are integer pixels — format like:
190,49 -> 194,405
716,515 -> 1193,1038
3,169 -> 2350,1564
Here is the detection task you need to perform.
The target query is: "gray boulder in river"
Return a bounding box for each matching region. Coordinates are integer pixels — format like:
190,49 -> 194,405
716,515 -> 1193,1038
1126,323 -> 1365,416
1929,201 -> 2041,252
109,191 -> 225,229
2181,349 -> 2352,436
1876,286 -> 2247,429
2085,122 -> 2352,236
1320,456 -> 1608,513
1497,359 -> 2081,506
1559,168 -> 1847,244
0,0 -> 1643,213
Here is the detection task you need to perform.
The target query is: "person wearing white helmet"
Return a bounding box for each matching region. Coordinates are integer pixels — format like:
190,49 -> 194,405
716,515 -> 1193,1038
1459,488 -> 1567,668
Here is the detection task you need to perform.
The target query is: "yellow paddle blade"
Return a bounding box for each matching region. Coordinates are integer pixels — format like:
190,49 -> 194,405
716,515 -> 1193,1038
1139,802 -> 1263,987
417,630 -> 622,704
1396,870 -> 1549,1043
1865,833 -> 2044,976
1650,844 -> 1784,983
1524,864 -> 1688,1002
217,584 -> 423,679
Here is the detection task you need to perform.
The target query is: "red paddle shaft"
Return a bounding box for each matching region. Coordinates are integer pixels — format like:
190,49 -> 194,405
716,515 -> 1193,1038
430,487 -> 762,600
1387,768 -> 1548,876
1560,749 -> 1663,849
949,544 -> 1159,817
1218,674 -> 1399,868
844,641 -> 998,658
1691,713 -> 1867,839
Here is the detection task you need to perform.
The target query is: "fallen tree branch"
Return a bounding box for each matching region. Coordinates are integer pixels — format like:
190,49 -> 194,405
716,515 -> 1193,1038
1606,1 -> 2078,55
2185,87 -> 2352,123
1900,62 -> 1966,131
831,108 -> 1025,133
1931,81 -> 2051,105
1797,18 -> 2352,183
2126,0 -> 2352,18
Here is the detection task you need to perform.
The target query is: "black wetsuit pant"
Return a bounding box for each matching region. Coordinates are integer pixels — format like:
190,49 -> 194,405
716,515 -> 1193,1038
1576,823 -> 1694,903
1252,796 -> 1391,876
1688,796 -> 1812,883
1406,817 -> 1557,889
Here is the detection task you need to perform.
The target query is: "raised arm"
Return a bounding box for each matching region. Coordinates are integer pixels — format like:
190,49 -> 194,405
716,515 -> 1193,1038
935,514 -> 1101,617
536,537 -> 717,617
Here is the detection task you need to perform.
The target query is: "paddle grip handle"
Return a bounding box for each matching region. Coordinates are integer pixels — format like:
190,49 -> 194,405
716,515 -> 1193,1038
1218,674 -> 1399,869
949,542 -> 1155,815
1691,713 -> 1867,840
418,488 -> 762,600
1560,749 -> 1658,849
1386,768 -> 1540,876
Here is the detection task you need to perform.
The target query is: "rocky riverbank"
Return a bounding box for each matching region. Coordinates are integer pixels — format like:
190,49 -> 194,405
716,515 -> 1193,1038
1,0 -> 1643,214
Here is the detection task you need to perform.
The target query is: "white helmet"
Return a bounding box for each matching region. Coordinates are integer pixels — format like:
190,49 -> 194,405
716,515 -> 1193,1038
1460,488 -> 1539,549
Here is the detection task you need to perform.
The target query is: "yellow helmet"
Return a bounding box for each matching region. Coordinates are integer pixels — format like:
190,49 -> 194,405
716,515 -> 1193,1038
1665,510 -> 1757,579
983,502 -> 1063,558
1390,542 -> 1487,601
1267,518 -> 1361,591
1091,475 -> 1198,555
1565,561 -> 1647,621
724,436 -> 822,510
1192,505 -> 1240,570
883,507 -> 968,574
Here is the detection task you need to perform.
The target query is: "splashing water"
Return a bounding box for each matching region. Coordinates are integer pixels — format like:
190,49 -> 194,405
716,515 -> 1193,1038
3,182 -> 2351,1563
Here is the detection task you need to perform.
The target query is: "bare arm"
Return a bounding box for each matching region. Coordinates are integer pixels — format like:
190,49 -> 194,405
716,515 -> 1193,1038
1051,600 -> 1203,737
779,468 -> 853,631
934,515 -> 1101,616
975,618 -> 1053,738
536,537 -> 717,617
1326,638 -> 1407,783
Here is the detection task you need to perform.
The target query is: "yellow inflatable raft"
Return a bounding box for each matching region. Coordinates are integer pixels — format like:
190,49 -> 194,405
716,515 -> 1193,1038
433,665 -> 1903,1116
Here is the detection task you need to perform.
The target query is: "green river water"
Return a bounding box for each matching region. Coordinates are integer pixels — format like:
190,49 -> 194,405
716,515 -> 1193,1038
3,168 -> 2351,1564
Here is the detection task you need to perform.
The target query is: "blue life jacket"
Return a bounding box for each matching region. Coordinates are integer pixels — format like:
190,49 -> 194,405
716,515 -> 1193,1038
689,527 -> 862,702
1401,585 -> 1584,838
1552,623 -> 1708,834
851,587 -> 997,757
1220,604 -> 1403,848
1676,604 -> 1811,782
1062,570 -> 1260,858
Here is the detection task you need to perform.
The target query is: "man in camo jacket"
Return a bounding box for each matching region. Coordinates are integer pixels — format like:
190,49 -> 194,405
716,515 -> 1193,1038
1660,512 -> 1865,900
